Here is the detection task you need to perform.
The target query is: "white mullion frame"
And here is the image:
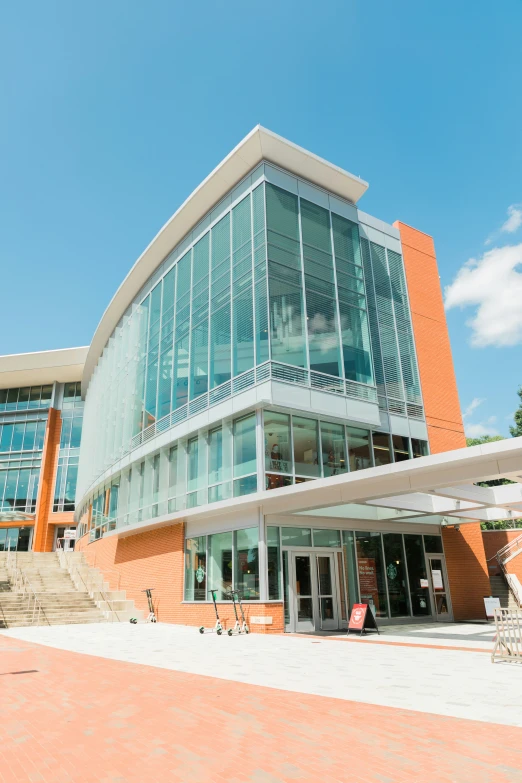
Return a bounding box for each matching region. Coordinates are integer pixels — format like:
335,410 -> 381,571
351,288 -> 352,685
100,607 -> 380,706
328,205 -> 346,384
296,194 -> 311,377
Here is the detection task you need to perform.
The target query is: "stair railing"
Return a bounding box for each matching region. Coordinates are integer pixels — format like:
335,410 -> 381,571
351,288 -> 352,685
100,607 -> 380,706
496,532 -> 522,566
58,550 -> 121,623
6,565 -> 48,627
494,533 -> 522,608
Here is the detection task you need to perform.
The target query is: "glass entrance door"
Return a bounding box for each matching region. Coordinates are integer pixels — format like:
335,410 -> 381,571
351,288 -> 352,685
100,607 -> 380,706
316,554 -> 338,630
284,551 -> 342,633
428,556 -> 452,621
294,554 -> 315,632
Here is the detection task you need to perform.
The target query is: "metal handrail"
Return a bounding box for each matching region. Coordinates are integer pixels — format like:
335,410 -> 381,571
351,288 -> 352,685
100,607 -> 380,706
6,565 -> 49,626
496,532 -> 522,565
58,550 -> 121,622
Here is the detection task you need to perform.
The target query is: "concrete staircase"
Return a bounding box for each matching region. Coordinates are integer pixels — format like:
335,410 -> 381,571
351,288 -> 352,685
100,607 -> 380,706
489,575 -> 519,611
0,552 -> 143,628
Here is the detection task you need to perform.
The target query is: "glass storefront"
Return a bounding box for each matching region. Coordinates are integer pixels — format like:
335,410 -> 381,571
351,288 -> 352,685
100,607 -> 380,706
184,524 -> 446,626
185,526 -> 259,601
0,526 -> 31,552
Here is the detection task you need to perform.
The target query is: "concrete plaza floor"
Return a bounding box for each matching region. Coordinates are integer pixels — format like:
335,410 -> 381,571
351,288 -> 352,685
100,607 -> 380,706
1,622 -> 521,782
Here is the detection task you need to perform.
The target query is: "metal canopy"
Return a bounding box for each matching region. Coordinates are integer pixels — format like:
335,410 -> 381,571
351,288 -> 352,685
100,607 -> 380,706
108,436 -> 522,539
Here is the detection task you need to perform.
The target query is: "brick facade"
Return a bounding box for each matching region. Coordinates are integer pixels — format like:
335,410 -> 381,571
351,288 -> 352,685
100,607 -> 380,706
482,528 -> 522,583
29,408 -> 77,553
393,221 -> 466,455
442,524 -> 491,621
76,525 -> 284,634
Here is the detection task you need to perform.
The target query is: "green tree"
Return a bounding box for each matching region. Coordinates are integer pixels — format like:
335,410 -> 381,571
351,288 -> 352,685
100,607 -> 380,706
465,435 -> 513,529
509,386 -> 522,437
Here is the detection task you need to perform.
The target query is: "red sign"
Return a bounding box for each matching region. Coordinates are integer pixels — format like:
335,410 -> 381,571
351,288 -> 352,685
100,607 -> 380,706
349,603 -> 368,631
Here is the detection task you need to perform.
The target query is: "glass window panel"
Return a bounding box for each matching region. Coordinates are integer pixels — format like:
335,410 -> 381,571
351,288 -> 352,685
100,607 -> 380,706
4,471 -> 18,508
346,426 -> 372,471
234,527 -> 259,600
267,526 -> 281,600
0,424 -> 13,453
392,435 -> 410,462
208,482 -> 232,504
22,421 -> 36,451
424,535 -> 443,553
184,536 -> 207,601
28,386 -> 42,408
6,388 -> 19,409
293,416 -> 320,477
14,469 -> 30,508
6,528 -> 18,550
355,531 -> 388,617
404,534 -> 431,617
306,291 -> 342,377
265,473 -> 293,490
0,528 -> 6,551
70,416 -> 83,449
373,432 -> 392,466
0,472 -> 7,506
11,423 -> 25,452
187,437 -> 199,493
233,475 -> 257,497
281,527 -> 312,546
342,530 -> 359,611
190,319 -> 209,399
264,411 -> 292,474
209,304 -> 231,388
17,387 -> 30,408
320,421 -> 347,478
209,531 -> 233,600
313,529 -> 341,547
233,290 -> 254,377
60,417 -> 73,449
208,427 -> 223,486
0,390 -> 6,410
383,533 -> 410,617
412,439 -> 429,458
168,446 -> 180,499
173,336 -> 190,409
233,414 -> 256,478
64,463 -> 78,511
34,421 -> 46,451
40,385 -> 53,404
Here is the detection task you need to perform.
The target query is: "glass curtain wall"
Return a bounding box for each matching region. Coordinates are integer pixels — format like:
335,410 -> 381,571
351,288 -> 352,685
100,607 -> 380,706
78,165 -> 423,511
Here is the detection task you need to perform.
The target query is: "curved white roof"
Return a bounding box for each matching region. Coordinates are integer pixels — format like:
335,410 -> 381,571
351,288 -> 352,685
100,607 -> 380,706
0,347 -> 88,389
82,126 -> 369,393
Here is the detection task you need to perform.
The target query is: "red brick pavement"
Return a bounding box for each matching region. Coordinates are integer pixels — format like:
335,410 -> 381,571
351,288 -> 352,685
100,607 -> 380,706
0,634 -> 521,783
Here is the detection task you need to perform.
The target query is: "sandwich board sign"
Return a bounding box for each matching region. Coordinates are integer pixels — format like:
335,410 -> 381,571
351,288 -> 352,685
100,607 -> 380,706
483,596 -> 501,619
348,603 -> 380,636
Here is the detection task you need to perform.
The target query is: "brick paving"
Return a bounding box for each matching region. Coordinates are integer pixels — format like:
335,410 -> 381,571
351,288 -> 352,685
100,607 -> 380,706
1,634 -> 522,782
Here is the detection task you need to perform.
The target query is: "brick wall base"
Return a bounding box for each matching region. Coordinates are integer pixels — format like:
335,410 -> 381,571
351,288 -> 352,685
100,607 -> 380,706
442,523 -> 491,621
76,524 -> 284,634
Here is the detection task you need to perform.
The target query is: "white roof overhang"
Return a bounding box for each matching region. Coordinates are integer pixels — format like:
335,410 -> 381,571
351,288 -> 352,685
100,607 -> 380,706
0,347 -> 88,390
82,126 -> 369,394
105,437 -> 522,539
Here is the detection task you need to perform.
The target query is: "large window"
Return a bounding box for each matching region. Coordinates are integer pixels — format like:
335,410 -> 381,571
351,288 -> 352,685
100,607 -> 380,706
264,411 -> 291,474
185,527 -> 259,602
233,414 -> 257,496
355,531 -> 388,618
320,421 -> 347,477
293,416 -> 320,478
0,385 -> 52,412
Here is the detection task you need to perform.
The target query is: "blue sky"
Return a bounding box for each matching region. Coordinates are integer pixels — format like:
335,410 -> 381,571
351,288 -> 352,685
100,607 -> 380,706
1,1 -> 521,436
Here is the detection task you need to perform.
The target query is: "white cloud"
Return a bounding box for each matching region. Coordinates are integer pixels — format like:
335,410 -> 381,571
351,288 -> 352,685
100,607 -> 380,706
444,243 -> 522,346
501,204 -> 522,234
462,397 -> 484,419
465,421 -> 500,438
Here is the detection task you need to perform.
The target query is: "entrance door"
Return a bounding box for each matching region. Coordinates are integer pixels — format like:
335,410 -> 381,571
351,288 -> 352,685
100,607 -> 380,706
284,551 -> 342,633
316,554 -> 338,630
294,554 -> 315,632
428,556 -> 452,621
